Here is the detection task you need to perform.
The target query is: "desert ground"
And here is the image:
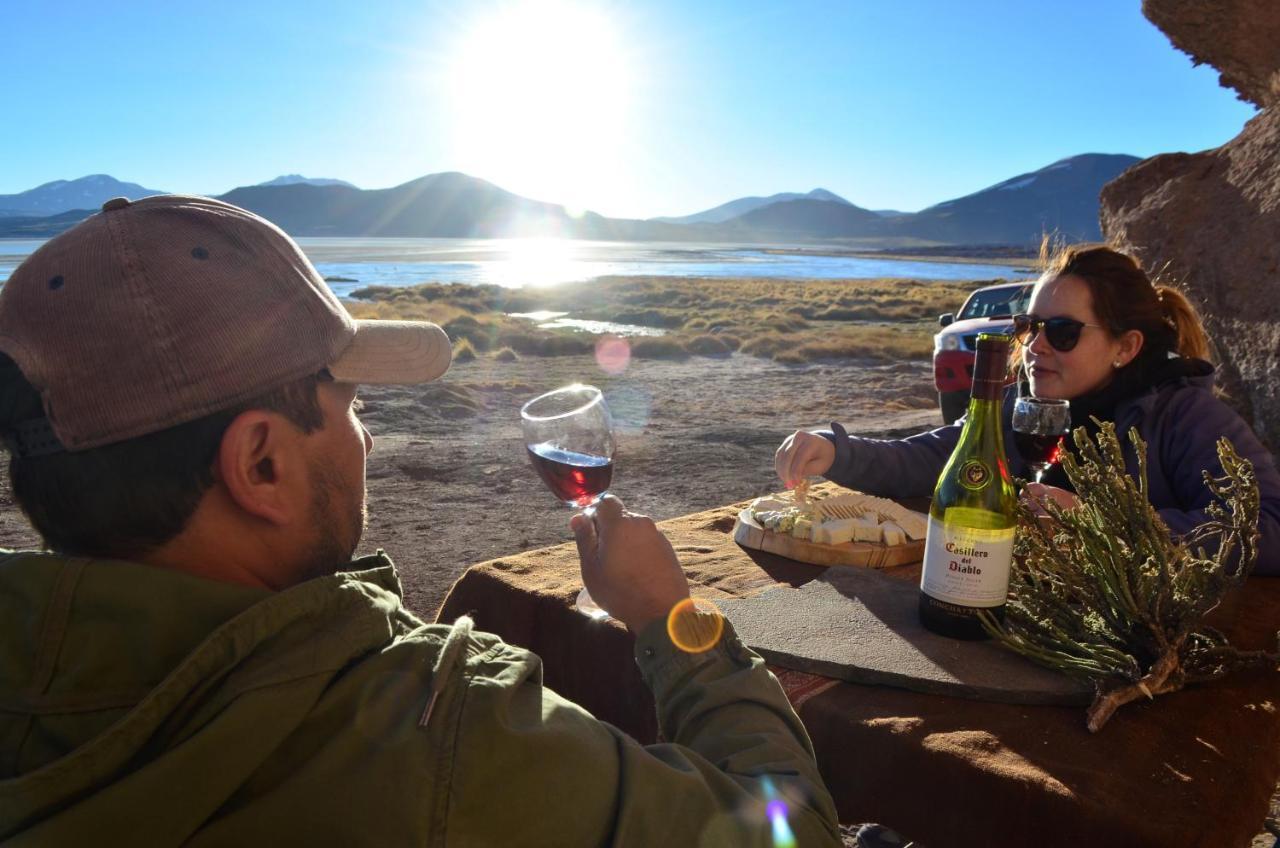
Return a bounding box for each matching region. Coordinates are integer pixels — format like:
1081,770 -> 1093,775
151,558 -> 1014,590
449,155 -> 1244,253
0,347 -> 942,619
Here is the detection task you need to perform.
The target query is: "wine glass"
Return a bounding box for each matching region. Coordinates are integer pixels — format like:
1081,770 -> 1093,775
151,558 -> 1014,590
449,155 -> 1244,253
521,384 -> 616,618
1011,397 -> 1071,484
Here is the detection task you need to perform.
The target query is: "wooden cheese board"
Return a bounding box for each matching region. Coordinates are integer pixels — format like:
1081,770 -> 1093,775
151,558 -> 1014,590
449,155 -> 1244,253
734,509 -> 925,569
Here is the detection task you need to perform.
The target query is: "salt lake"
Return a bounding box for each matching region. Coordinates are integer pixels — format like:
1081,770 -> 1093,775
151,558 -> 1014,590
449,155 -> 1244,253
0,236 -> 1031,295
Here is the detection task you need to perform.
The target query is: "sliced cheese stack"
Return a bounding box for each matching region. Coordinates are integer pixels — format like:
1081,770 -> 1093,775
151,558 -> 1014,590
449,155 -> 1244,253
750,488 -> 928,547
814,492 -> 927,541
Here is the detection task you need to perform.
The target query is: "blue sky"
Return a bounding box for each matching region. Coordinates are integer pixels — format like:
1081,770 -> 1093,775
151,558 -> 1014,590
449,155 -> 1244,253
2,0 -> 1256,218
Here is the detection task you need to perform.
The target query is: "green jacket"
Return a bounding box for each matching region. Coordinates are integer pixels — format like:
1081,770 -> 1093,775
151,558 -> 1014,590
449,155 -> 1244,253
0,551 -> 839,846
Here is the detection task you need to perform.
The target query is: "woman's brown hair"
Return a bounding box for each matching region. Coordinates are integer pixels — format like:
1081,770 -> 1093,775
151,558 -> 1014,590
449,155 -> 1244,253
1038,240 -> 1211,362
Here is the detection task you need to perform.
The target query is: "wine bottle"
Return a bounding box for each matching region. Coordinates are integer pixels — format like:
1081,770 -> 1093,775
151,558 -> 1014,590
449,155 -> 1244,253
918,333 -> 1017,640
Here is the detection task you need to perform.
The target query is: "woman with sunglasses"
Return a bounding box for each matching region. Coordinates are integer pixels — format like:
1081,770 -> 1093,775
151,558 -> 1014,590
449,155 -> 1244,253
775,243 -> 1280,574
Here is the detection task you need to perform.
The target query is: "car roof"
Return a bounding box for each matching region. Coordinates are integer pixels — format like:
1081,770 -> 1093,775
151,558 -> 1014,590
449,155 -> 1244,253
969,279 -> 1034,294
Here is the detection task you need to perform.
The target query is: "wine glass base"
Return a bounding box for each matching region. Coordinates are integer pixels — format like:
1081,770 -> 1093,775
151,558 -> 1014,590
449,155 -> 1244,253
574,587 -> 611,620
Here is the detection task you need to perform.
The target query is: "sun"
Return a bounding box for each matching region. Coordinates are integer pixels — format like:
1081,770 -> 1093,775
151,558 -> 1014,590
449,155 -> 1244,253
446,1 -> 636,214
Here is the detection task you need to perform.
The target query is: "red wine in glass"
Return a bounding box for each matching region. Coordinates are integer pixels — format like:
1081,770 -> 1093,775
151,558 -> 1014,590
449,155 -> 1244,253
1011,396 -> 1070,483
1013,432 -> 1063,471
527,443 -> 614,507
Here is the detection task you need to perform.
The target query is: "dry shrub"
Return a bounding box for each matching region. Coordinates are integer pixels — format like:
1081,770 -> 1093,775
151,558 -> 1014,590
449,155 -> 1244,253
716,334 -> 742,351
685,334 -> 734,356
443,314 -> 501,351
612,309 -> 687,329
738,332 -> 792,357
773,348 -> 809,365
492,330 -> 594,357
780,329 -> 933,363
630,336 -> 690,360
494,347 -> 519,362
759,313 -> 808,333
419,383 -> 482,419
814,305 -> 890,321
452,338 -> 477,363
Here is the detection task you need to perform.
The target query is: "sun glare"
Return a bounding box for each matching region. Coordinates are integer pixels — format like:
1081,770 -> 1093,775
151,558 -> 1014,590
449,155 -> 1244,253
488,238 -> 587,288
447,1 -> 636,214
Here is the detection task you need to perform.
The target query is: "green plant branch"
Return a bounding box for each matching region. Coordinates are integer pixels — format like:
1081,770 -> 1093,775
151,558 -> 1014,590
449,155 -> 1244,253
979,423 -> 1279,731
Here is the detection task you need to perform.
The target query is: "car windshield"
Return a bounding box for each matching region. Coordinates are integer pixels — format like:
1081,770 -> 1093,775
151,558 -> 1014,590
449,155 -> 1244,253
956,283 -> 1033,320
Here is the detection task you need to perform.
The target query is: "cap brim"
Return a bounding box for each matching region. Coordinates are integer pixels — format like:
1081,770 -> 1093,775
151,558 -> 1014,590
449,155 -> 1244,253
327,320 -> 452,385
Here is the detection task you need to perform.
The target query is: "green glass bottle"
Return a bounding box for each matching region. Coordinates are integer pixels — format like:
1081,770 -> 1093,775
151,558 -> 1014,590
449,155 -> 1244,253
918,333 -> 1017,640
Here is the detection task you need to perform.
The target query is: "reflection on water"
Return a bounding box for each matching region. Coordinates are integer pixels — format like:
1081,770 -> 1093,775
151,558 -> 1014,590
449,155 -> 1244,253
0,241 -> 50,283
1,236 -> 1031,294
508,310 -> 665,337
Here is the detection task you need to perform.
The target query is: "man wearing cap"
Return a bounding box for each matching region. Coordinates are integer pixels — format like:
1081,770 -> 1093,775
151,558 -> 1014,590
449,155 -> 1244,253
0,196 -> 839,845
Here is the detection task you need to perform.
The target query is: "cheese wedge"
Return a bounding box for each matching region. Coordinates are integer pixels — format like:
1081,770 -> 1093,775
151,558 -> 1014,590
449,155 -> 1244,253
852,514 -> 881,542
813,518 -> 858,545
751,496 -> 792,513
880,521 -> 906,546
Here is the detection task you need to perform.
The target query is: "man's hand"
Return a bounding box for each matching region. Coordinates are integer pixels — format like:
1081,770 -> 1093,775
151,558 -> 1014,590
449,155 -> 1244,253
774,430 -> 836,488
570,495 -> 691,633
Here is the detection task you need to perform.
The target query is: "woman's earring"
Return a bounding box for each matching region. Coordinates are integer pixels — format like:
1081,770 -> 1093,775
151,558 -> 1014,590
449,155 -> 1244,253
1112,360 -> 1122,368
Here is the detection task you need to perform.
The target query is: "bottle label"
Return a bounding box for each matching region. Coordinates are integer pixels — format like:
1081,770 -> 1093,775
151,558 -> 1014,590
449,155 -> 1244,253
920,515 -> 1015,607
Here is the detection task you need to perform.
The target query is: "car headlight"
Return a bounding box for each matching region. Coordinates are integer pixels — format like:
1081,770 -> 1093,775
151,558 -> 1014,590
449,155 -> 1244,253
936,334 -> 960,352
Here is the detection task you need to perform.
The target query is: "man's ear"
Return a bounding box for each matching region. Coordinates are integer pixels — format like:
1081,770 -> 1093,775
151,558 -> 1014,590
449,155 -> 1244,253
216,411 -> 302,526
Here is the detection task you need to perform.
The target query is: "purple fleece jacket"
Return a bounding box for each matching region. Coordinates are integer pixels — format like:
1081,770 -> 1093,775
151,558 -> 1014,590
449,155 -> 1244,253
818,369 -> 1280,576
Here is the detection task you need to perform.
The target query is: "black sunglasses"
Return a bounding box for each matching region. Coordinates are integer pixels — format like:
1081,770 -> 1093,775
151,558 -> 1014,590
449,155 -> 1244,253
1012,313 -> 1106,353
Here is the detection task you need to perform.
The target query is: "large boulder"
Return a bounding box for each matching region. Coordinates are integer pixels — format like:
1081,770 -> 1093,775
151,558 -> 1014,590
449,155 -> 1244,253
1101,0 -> 1280,449
1141,0 -> 1280,107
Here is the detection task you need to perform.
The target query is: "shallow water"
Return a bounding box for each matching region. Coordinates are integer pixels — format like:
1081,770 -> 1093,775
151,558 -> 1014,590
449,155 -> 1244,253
0,236 -> 1030,293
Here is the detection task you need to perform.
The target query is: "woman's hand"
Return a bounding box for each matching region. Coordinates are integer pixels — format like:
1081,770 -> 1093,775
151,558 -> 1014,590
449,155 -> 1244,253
774,430 -> 836,488
1021,482 -> 1080,516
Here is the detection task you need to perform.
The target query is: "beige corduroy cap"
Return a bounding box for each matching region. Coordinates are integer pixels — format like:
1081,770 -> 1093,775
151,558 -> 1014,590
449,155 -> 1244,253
0,194 -> 451,453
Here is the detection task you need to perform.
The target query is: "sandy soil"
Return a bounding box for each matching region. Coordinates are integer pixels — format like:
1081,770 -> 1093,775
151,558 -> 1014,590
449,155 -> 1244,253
0,352 -> 941,619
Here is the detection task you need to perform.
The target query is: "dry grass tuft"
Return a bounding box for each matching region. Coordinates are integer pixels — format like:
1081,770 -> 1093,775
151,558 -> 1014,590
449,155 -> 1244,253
685,334 -> 735,356
630,337 -> 691,360
452,338 -> 477,363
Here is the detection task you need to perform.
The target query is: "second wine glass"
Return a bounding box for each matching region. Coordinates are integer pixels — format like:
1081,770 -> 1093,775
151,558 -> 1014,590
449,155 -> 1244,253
1011,397 -> 1070,484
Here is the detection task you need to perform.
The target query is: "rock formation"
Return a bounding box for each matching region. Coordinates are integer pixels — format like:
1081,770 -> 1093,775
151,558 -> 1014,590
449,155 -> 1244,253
1100,0 -> 1279,448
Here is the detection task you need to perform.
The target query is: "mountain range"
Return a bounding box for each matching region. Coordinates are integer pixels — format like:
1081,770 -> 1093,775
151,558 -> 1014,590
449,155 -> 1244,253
0,154 -> 1140,246
0,175 -> 165,217
652,188 -> 851,224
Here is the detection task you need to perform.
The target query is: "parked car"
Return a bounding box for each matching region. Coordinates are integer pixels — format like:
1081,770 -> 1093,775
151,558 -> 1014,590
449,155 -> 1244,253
934,280 -> 1034,424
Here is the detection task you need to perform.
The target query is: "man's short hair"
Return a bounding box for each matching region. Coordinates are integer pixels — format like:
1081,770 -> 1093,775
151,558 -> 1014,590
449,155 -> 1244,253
1,353 -> 327,559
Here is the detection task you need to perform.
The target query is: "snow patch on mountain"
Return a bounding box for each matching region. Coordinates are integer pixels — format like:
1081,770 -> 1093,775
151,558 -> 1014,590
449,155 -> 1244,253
997,176 -> 1037,191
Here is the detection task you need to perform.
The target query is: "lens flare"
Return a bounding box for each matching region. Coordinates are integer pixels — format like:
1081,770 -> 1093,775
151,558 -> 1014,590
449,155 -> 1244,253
666,597 -> 725,653
595,334 -> 631,374
762,778 -> 797,848
768,801 -> 796,848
